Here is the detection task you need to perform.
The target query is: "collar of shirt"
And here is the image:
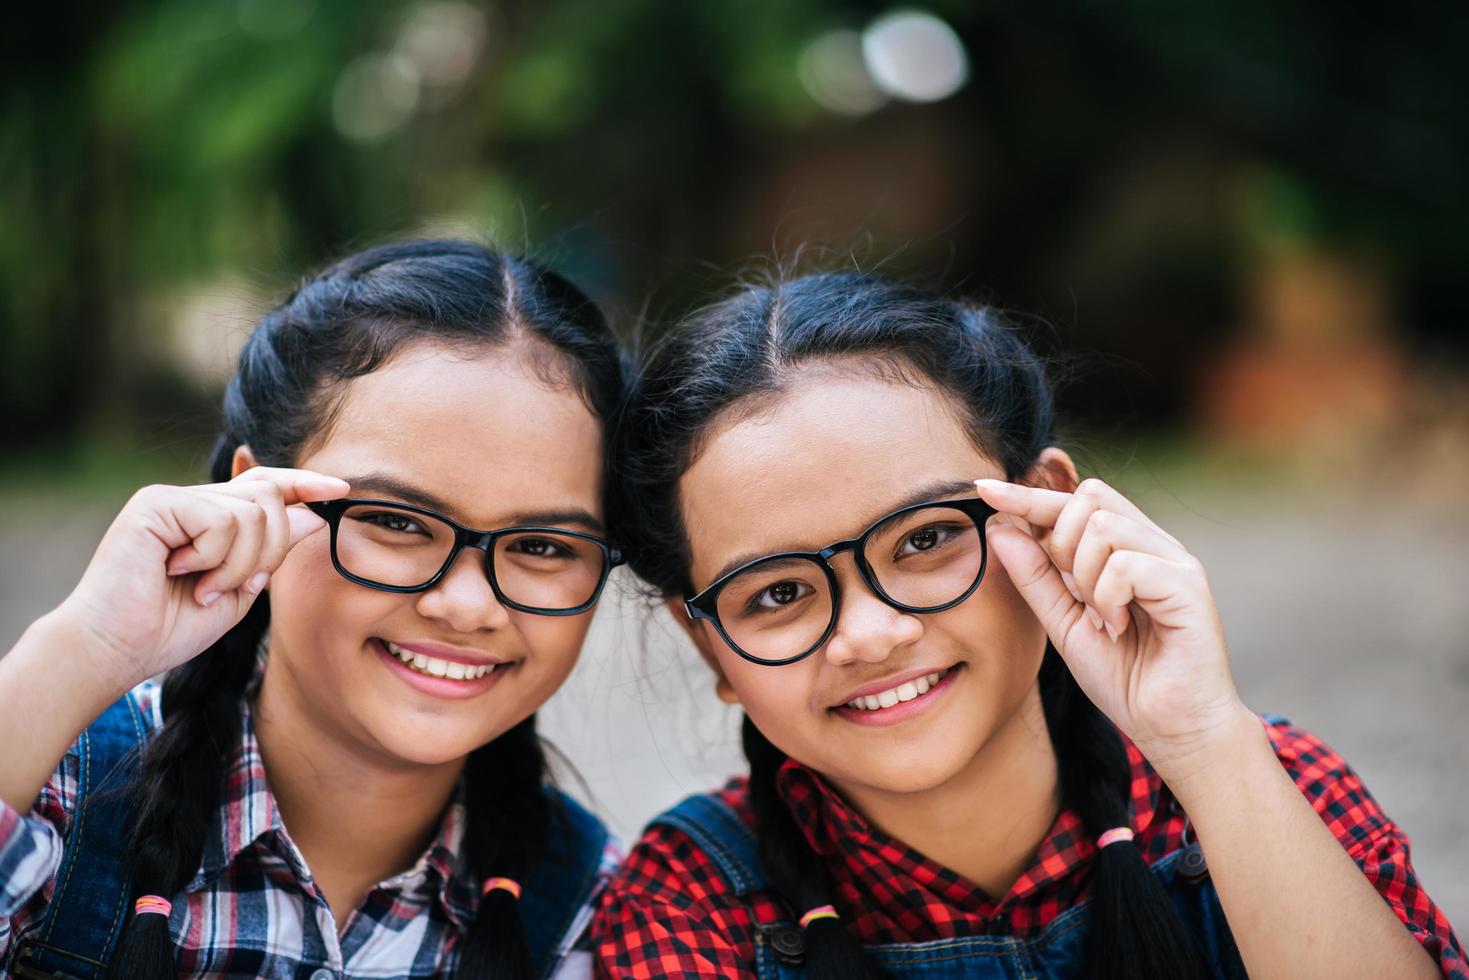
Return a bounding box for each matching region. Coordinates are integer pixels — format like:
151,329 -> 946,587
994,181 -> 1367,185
183,694 -> 480,934
772,735 -> 1168,920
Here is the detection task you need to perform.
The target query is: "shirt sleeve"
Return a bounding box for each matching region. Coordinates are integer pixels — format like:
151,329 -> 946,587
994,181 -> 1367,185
1267,718 -> 1467,979
0,682 -> 159,965
551,835 -> 626,979
592,829 -> 755,979
0,744 -> 81,958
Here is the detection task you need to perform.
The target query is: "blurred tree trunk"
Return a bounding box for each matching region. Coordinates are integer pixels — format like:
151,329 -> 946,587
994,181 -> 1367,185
1,6 -> 133,448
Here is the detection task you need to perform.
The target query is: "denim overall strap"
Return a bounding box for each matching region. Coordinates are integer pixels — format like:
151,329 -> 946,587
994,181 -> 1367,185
519,788 -> 612,980
650,792 -> 1248,979
651,794 -> 821,979
10,693 -> 148,980
652,793 -> 769,895
846,849 -> 1244,980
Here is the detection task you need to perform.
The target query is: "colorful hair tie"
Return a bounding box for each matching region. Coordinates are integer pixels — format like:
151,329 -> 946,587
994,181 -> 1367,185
481,877 -> 522,900
1097,827 -> 1135,849
134,895 -> 172,918
799,904 -> 839,929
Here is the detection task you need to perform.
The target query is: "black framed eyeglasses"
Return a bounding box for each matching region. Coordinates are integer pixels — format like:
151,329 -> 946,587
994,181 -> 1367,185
306,498 -> 622,616
684,497 -> 995,666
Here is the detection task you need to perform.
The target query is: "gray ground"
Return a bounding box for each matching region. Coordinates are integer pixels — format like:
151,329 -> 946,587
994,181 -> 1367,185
3,479 -> 1465,930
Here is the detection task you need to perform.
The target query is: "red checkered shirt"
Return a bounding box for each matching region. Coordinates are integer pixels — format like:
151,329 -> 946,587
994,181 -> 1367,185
594,716 -> 1465,978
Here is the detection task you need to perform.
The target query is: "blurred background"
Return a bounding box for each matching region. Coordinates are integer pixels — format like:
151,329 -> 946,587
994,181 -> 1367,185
3,0 -> 1465,927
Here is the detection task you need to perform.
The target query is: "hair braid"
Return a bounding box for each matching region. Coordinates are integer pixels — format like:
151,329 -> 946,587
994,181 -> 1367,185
742,717 -> 886,978
111,438 -> 269,979
453,716 -> 552,980
1039,647 -> 1211,979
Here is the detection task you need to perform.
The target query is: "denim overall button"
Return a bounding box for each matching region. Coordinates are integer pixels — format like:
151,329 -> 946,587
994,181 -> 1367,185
770,924 -> 805,961
310,969 -> 336,980
1179,843 -> 1209,883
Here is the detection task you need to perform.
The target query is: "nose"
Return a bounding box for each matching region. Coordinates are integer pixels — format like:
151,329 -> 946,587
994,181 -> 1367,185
414,546 -> 513,633
821,561 -> 924,667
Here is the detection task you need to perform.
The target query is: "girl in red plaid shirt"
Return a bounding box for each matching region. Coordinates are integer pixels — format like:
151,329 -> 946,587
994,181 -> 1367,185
0,241 -> 625,978
596,271 -> 1464,978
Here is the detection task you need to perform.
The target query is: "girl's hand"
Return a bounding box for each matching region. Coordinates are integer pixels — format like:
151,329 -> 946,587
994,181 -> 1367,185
975,477 -> 1253,782
54,468 -> 349,689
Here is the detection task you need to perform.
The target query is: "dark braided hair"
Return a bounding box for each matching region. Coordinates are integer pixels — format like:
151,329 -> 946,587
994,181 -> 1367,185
608,271 -> 1210,980
111,240 -> 623,980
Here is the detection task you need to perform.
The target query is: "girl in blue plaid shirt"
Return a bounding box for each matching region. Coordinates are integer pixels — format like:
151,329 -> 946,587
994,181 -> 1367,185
0,240 -> 624,979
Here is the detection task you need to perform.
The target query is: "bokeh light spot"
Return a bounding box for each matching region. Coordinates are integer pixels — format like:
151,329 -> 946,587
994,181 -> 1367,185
332,53 -> 422,143
395,1 -> 488,101
862,9 -> 969,103
799,30 -> 888,116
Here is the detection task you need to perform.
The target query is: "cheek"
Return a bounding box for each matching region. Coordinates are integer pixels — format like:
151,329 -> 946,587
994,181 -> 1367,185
512,611 -> 594,688
720,654 -> 820,745
979,556 -> 1048,649
270,526 -> 334,593
265,531 -> 397,664
933,560 -> 1048,700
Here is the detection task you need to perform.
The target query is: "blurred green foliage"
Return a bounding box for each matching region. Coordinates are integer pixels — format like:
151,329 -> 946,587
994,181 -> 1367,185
2,0 -> 1465,450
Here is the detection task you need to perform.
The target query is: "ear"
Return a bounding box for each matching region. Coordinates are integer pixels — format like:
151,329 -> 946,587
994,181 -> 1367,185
996,448 -> 1080,541
1022,447 -> 1079,494
231,444 -> 260,480
663,597 -> 742,706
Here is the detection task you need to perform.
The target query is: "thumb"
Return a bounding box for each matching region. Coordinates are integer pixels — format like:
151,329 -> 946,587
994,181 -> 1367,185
286,505 -> 327,549
986,521 -> 1086,645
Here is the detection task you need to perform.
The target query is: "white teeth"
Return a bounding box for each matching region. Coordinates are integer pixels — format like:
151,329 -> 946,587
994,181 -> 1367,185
844,668 -> 951,711
383,641 -> 497,683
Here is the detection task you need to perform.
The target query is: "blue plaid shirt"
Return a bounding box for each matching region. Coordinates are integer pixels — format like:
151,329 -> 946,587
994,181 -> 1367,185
0,682 -> 618,978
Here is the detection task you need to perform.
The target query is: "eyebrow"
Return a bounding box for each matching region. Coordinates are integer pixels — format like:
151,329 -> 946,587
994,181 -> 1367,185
341,473 -> 606,534
704,477 -> 981,585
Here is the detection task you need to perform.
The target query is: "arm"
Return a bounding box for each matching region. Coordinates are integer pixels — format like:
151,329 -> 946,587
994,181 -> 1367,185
1163,708 -> 1446,979
0,670 -> 90,932
977,477 -> 1454,979
0,468 -> 348,814
0,611 -> 136,814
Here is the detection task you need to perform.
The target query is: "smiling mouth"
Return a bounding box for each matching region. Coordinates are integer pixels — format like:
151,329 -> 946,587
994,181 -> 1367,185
380,639 -> 500,681
842,666 -> 956,711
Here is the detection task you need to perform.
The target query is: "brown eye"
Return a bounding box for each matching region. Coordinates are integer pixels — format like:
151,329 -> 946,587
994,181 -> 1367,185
908,528 -> 938,551
356,512 -> 425,535
508,537 -> 571,559
895,522 -> 964,559
746,580 -> 814,612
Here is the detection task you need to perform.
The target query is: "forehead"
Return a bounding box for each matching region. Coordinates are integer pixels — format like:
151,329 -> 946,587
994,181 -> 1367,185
299,341 -> 604,527
678,371 -> 1003,587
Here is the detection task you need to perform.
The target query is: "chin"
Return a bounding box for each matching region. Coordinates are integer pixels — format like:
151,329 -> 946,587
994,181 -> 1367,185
365,715 -> 489,768
836,747 -> 975,796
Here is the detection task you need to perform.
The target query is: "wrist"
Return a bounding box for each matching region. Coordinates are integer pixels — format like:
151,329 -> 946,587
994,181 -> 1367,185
1136,701 -> 1271,802
31,602 -> 148,697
